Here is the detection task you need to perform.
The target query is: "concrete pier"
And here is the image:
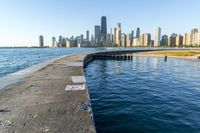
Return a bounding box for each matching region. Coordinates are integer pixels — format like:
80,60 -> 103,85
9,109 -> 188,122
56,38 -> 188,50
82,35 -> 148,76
0,54 -> 95,133
0,49 -> 197,133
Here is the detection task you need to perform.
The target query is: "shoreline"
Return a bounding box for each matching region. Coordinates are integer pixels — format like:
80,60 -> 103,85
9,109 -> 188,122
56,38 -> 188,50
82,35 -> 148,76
136,50 -> 200,61
0,54 -> 76,91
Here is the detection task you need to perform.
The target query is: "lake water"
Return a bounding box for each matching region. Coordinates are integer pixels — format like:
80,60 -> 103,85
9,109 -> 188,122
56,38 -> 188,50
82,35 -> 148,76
85,57 -> 200,133
0,48 -> 103,78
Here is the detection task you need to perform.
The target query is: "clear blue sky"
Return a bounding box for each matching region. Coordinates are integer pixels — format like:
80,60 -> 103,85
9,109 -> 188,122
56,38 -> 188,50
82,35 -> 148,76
0,0 -> 199,47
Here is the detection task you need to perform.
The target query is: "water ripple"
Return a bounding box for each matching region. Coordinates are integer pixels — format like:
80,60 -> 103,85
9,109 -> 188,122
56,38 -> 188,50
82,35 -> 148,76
85,57 -> 200,133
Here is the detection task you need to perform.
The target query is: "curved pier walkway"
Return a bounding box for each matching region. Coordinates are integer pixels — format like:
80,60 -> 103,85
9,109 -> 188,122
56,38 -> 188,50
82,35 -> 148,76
0,53 -> 95,133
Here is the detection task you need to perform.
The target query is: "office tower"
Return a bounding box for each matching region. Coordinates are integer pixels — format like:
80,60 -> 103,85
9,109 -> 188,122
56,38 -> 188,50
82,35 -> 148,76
131,30 -> 134,44
66,39 -> 71,48
113,27 -> 116,45
58,35 -> 62,47
131,31 -> 134,39
121,33 -> 126,47
110,28 -> 113,44
139,34 -> 144,46
133,38 -> 139,47
115,23 -> 122,47
161,35 -> 168,46
168,33 -> 177,47
176,34 -> 183,47
94,25 -> 101,44
191,28 -> 198,46
52,37 -> 57,47
80,34 -> 84,43
91,34 -> 95,46
39,35 -> 44,48
126,33 -> 131,47
101,16 -> 107,43
154,27 -> 161,47
144,33 -> 151,47
61,37 -> 66,47
183,33 -> 188,46
106,34 -> 112,46
136,28 -> 140,38
86,30 -> 89,41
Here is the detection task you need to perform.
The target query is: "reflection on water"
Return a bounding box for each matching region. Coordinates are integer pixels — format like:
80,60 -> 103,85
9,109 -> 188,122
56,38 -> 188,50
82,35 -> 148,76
85,57 -> 200,133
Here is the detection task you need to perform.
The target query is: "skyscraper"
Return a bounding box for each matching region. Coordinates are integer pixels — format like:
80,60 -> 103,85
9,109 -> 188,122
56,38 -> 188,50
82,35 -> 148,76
115,23 -> 121,47
136,28 -> 140,38
161,35 -> 168,46
39,35 -> 44,48
113,27 -> 116,45
52,37 -> 57,47
168,33 -> 177,47
101,16 -> 107,43
126,33 -> 131,47
143,33 -> 151,47
121,33 -> 126,47
154,27 -> 161,47
86,30 -> 89,41
176,34 -> 183,47
94,25 -> 101,44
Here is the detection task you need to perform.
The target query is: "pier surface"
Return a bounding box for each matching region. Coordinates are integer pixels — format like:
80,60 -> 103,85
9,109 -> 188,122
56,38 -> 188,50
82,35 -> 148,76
0,53 -> 95,133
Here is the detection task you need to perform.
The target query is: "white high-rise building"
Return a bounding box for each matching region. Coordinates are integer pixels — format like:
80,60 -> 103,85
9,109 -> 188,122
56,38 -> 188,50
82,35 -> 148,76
154,27 -> 161,47
133,38 -> 139,47
115,23 -> 121,47
126,33 -> 131,47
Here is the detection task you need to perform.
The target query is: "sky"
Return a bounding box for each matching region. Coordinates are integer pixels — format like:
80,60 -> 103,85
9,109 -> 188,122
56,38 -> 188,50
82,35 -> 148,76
0,0 -> 200,47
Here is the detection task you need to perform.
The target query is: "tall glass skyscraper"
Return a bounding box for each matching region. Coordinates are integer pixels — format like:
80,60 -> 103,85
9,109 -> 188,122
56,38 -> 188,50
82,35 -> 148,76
39,35 -> 44,48
136,28 -> 140,38
101,16 -> 107,43
154,27 -> 161,47
94,25 -> 101,44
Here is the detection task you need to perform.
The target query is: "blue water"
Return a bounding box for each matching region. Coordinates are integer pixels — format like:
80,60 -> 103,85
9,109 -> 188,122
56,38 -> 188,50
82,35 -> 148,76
0,48 -> 103,78
85,57 -> 200,133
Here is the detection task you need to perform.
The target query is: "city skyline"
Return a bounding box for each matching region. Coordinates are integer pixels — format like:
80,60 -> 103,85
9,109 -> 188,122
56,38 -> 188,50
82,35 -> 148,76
0,0 -> 200,47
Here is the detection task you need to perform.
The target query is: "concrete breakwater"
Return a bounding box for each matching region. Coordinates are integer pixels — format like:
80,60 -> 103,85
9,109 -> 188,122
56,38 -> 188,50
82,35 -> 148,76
0,49 -> 195,133
0,53 -> 96,133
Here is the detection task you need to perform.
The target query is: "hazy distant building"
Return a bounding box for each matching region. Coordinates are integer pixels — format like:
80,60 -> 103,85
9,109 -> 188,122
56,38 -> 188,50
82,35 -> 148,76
139,34 -> 144,47
91,34 -> 96,46
113,27 -> 117,45
126,33 -> 131,47
131,31 -> 134,39
183,33 -> 188,46
52,37 -> 57,47
106,34 -> 112,46
39,35 -> 44,48
176,35 -> 183,47
61,38 -> 66,47
66,39 -> 71,48
94,25 -> 101,44
133,38 -> 139,47
86,30 -> 89,41
115,23 -> 122,47
121,33 -> 126,47
143,33 -> 151,47
168,33 -> 177,47
154,27 -> 161,47
101,16 -> 107,43
161,35 -> 168,46
136,28 -> 140,38
191,28 -> 198,46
